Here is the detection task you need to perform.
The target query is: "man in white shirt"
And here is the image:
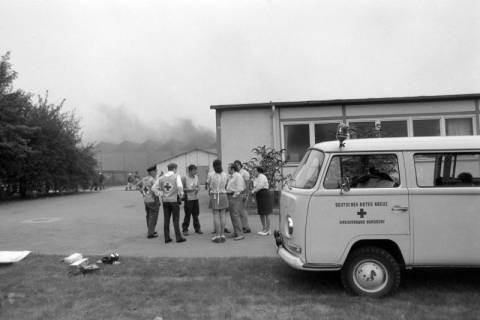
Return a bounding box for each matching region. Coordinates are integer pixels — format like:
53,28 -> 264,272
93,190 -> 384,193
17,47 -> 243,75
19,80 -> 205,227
234,160 -> 251,233
153,163 -> 186,243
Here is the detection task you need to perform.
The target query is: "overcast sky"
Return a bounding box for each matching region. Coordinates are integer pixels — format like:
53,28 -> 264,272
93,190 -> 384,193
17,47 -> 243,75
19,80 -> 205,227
1,0 -> 479,143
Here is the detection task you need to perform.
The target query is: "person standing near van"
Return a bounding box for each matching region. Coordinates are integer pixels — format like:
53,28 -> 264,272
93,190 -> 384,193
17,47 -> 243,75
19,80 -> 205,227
226,163 -> 246,240
234,160 -> 251,233
153,163 -> 186,243
182,164 -> 202,235
138,165 -> 160,238
209,159 -> 229,243
251,166 -> 272,235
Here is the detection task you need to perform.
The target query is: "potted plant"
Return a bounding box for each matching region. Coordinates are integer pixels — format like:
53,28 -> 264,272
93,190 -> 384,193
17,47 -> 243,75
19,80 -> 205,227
243,145 -> 289,213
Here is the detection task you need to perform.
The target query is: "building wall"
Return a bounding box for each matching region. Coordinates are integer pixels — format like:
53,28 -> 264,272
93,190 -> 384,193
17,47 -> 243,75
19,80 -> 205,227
219,108 -> 273,166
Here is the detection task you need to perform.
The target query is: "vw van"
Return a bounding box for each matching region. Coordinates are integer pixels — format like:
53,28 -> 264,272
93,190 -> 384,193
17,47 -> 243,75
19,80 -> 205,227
274,136 -> 480,297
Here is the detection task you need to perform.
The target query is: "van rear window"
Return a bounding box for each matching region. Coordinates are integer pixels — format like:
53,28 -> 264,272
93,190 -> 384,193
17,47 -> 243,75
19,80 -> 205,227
324,154 -> 400,189
414,153 -> 480,187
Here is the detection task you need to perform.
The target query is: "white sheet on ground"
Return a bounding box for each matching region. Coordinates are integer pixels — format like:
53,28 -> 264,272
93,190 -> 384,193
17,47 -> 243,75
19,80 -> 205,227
0,251 -> 31,263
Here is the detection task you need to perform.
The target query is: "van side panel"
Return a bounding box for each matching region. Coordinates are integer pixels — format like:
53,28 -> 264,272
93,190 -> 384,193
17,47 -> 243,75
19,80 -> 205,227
406,151 -> 480,265
306,152 -> 411,265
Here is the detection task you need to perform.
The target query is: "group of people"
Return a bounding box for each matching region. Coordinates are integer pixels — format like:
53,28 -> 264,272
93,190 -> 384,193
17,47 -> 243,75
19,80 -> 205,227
207,159 -> 272,243
136,159 -> 273,244
90,171 -> 105,191
126,172 -> 141,191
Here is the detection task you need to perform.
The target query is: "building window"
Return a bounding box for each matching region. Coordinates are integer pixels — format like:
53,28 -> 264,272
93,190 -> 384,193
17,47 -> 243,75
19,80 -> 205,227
413,119 -> 441,136
314,123 -> 339,143
445,118 -> 473,136
349,121 -> 376,139
381,120 -> 408,137
284,124 -> 310,162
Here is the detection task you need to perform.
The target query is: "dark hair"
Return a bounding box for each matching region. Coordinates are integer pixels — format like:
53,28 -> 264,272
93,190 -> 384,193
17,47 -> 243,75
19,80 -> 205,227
458,172 -> 473,184
234,160 -> 242,168
147,165 -> 156,173
188,164 -> 197,172
167,163 -> 177,171
213,159 -> 223,173
255,166 -> 265,174
229,163 -> 239,172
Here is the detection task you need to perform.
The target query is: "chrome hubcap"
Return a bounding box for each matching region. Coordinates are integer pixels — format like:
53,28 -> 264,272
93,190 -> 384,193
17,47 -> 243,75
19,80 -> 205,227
353,260 -> 388,293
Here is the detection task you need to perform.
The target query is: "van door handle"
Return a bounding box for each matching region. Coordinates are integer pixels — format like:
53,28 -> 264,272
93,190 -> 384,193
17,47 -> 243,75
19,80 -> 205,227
391,205 -> 408,212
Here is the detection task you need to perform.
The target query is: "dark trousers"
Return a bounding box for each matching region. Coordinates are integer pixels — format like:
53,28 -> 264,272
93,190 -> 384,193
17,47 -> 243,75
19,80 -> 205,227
163,202 -> 182,241
182,199 -> 200,232
145,203 -> 159,236
228,196 -> 244,236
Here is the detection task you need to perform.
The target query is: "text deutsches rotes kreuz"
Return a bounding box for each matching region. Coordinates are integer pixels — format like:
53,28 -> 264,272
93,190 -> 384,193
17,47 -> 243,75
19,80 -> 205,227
334,201 -> 388,208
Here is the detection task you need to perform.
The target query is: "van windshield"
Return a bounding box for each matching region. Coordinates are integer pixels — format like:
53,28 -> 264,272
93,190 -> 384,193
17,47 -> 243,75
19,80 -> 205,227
292,149 -> 324,189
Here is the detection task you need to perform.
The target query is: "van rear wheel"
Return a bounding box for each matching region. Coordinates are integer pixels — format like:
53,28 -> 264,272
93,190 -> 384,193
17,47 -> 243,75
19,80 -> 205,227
341,246 -> 401,298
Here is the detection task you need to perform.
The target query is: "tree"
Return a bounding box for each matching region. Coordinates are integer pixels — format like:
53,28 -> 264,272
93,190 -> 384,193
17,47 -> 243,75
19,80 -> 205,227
0,52 -> 38,183
0,52 -> 97,198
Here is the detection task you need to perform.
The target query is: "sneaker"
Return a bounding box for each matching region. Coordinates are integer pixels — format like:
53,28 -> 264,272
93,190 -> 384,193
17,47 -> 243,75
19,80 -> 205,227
147,234 -> 158,239
195,230 -> 203,234
177,238 -> 186,243
212,236 -> 221,243
243,228 -> 251,234
258,230 -> 271,236
182,230 -> 189,236
220,235 -> 226,243
234,235 -> 245,241
165,239 -> 172,244
257,230 -> 266,235
224,228 -> 231,234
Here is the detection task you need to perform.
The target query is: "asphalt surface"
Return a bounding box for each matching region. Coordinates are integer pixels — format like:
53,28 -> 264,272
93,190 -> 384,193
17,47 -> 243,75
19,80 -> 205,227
0,187 -> 279,258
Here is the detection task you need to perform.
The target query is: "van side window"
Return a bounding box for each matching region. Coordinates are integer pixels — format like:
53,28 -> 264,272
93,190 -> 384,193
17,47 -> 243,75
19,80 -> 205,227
324,154 -> 400,189
414,153 -> 480,187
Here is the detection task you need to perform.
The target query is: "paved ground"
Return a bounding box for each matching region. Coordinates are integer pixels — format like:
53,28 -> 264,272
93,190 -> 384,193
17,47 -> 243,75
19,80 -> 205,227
0,187 -> 279,258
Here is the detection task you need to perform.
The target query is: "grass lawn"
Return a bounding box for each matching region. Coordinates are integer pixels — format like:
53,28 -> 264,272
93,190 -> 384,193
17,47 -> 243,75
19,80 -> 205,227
1,255 -> 480,320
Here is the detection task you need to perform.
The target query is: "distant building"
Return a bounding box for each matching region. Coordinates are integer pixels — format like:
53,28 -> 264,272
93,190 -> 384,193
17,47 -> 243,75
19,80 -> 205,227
211,93 -> 480,176
94,141 -> 217,185
156,149 -> 217,184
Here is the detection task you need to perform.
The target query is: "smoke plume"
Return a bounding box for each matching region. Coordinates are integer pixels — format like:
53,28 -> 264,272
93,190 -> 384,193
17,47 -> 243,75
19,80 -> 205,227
87,105 -> 216,152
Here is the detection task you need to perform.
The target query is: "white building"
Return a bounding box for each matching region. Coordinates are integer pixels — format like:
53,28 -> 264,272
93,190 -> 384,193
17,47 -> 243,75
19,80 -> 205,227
156,149 -> 217,184
211,93 -> 480,176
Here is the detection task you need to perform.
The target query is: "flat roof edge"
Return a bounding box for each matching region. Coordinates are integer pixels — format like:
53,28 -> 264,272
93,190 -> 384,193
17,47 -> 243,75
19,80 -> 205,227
210,93 -> 480,110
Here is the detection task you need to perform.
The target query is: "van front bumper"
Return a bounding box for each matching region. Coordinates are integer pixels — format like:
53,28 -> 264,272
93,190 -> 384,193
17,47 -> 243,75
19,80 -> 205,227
274,230 -> 341,271
274,230 -> 305,270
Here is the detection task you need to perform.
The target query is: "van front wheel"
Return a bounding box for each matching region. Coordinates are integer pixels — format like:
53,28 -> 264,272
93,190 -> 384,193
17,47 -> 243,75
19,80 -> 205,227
341,246 -> 401,298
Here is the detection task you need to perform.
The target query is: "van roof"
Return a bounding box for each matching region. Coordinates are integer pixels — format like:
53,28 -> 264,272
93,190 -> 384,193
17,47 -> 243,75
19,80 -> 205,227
312,136 -> 480,153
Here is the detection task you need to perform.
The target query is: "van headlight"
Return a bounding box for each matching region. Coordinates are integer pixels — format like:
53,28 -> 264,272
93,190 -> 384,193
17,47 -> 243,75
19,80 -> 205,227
287,215 -> 294,236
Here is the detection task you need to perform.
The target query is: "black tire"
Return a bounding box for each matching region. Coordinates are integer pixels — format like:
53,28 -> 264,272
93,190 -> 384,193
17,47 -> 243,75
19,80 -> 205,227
341,246 -> 401,298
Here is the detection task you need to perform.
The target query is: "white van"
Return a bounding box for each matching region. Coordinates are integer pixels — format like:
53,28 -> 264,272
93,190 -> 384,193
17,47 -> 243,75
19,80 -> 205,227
274,136 -> 480,297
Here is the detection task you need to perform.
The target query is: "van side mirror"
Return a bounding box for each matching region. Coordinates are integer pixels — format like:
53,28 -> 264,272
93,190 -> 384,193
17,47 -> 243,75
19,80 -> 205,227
340,176 -> 350,194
